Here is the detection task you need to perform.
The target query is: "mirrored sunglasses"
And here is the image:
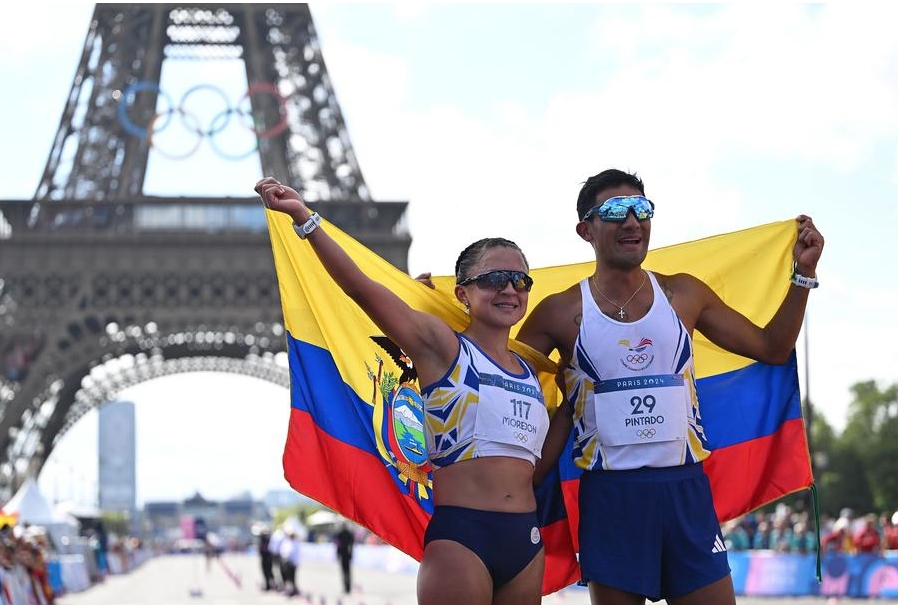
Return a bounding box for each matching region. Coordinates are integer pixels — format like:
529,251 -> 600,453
457,270 -> 534,292
582,195 -> 655,222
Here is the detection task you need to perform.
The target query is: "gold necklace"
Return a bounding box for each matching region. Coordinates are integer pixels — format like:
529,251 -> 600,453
590,270 -> 647,320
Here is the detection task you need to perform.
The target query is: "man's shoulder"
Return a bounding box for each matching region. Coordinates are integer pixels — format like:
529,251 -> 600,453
651,270 -> 707,292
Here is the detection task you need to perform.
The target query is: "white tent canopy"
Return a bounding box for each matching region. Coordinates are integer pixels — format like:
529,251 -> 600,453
1,476 -> 58,525
305,510 -> 339,528
1,477 -> 84,554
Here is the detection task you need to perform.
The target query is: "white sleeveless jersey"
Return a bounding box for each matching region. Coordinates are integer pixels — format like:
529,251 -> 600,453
421,333 -> 549,469
563,272 -> 711,471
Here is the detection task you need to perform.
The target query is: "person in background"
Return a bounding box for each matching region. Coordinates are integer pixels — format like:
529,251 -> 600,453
790,520 -> 817,554
267,525 -> 285,591
279,529 -> 300,597
334,521 -> 355,594
853,514 -> 882,554
768,516 -> 795,553
822,517 -> 852,553
721,518 -> 751,552
257,526 -> 274,591
882,512 -> 898,551
94,521 -> 109,578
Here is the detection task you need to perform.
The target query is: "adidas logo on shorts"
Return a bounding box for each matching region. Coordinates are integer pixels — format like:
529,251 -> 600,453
711,533 -> 727,554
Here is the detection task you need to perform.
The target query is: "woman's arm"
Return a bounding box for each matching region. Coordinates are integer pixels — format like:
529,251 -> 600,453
256,177 -> 458,375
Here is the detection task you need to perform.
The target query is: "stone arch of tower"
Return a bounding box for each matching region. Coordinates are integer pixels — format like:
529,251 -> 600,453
19,352 -> 290,482
0,4 -> 411,500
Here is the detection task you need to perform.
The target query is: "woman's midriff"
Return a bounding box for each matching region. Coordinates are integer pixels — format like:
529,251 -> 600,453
431,456 -> 536,513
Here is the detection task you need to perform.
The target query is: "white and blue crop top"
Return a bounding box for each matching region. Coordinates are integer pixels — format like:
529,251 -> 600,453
420,333 -> 549,469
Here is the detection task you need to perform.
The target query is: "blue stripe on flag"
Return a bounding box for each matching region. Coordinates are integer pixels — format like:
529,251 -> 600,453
697,351 -> 801,449
287,333 -> 375,448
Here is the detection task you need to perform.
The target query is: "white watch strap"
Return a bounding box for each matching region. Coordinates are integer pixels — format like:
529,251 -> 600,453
790,271 -> 819,289
293,213 -> 321,239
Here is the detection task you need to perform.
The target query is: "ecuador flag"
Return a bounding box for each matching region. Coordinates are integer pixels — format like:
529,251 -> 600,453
265,210 -> 812,595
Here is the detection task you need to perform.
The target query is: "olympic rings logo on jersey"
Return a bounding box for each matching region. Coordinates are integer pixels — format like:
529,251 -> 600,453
115,81 -> 289,160
514,432 -> 529,444
617,337 -> 655,371
636,428 -> 656,439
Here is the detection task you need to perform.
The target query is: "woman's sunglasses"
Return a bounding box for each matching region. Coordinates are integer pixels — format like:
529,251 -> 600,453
582,195 -> 655,222
457,270 -> 534,292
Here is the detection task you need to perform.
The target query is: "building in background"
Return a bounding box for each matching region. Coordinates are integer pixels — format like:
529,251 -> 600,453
144,492 -> 270,551
263,488 -> 313,510
98,401 -> 136,519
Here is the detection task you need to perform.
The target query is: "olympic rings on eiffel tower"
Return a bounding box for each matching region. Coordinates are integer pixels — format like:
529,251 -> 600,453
116,81 -> 289,160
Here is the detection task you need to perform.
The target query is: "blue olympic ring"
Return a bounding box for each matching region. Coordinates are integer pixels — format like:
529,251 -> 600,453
116,81 -> 289,160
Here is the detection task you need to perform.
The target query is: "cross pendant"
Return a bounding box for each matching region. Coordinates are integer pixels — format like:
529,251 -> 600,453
617,307 -> 626,319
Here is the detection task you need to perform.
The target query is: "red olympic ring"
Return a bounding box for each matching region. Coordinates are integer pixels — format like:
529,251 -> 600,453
236,82 -> 289,140
117,81 -> 288,160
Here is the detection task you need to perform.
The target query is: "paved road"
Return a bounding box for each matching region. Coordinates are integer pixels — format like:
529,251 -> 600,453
56,552 -> 865,605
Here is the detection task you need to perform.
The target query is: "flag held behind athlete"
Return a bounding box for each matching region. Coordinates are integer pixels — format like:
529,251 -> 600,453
265,210 -> 812,594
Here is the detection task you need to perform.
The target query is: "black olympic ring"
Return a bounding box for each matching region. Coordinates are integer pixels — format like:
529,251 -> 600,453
627,353 -> 649,364
116,81 -> 289,160
513,432 -> 529,443
636,429 -> 656,439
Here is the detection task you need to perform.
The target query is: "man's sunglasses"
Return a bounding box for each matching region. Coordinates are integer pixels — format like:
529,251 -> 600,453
582,195 -> 655,222
457,270 -> 534,292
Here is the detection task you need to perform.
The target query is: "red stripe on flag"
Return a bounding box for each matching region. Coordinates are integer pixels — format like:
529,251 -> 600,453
560,479 -> 582,554
283,408 -> 430,559
540,518 -> 581,593
704,417 -> 813,523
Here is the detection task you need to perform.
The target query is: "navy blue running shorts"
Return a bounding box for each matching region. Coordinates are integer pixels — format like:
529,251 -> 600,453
578,463 -> 730,601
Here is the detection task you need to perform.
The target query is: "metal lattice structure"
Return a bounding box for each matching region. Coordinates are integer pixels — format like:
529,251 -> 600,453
0,3 -> 411,499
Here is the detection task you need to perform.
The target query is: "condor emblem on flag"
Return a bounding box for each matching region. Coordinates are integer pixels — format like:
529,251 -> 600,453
367,335 -> 432,506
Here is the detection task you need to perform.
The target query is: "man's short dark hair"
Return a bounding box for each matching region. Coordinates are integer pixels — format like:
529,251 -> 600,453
576,169 -> 646,220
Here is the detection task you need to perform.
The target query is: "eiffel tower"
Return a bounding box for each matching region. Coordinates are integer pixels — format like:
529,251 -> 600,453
0,4 -> 410,499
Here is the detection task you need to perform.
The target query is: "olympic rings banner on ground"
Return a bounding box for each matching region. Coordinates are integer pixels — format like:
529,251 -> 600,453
116,81 -> 289,160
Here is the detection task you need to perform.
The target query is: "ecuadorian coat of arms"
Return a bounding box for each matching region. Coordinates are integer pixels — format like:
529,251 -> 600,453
367,336 -> 433,510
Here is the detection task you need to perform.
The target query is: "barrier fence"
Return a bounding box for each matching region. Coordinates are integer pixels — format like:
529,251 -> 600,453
730,551 -> 898,598
41,546 -> 898,600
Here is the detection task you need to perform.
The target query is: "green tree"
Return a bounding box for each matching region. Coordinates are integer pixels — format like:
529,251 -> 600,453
271,503 -> 325,529
727,381 -> 897,521
841,380 -> 898,513
100,511 -> 131,537
807,409 -> 850,517
822,441 -> 873,516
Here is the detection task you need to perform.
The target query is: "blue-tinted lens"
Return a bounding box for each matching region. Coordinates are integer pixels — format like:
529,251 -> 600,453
459,270 -> 533,292
583,196 -> 654,222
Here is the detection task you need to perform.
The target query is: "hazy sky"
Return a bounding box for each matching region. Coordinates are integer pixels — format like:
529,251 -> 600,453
1,3 -> 896,507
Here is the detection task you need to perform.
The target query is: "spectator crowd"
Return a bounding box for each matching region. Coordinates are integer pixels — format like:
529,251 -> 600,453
0,526 -> 55,605
723,504 -> 898,554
